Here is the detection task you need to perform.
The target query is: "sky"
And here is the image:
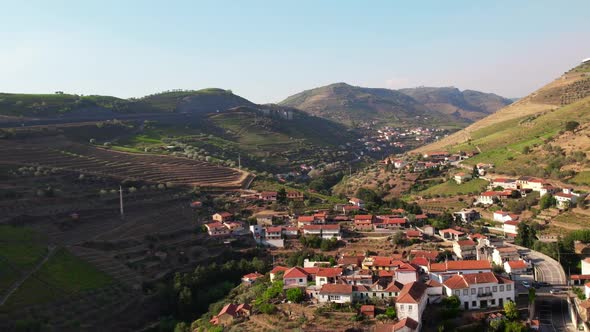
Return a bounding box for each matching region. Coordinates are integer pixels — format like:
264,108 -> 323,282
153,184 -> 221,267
1,1 -> 589,103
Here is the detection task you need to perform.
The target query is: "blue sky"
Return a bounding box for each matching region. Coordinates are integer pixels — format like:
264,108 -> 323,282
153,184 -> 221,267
1,1 -> 589,103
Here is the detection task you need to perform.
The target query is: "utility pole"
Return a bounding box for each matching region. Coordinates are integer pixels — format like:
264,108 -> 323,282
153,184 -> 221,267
238,153 -> 241,170
119,185 -> 125,219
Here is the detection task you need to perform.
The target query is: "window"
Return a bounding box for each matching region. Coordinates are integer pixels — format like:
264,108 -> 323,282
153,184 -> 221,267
463,289 -> 468,295
472,301 -> 477,307
400,305 -> 405,310
506,285 -> 512,291
389,292 -> 392,296
299,279 -> 303,282
491,299 -> 496,305
492,286 -> 497,292
408,305 -> 413,313
478,287 -> 483,294
373,292 -> 376,297
471,288 -> 476,294
485,287 -> 490,293
455,290 -> 460,296
500,285 -> 504,292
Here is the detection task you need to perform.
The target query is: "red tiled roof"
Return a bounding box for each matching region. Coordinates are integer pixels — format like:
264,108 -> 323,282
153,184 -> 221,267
456,239 -> 476,246
354,214 -> 374,221
298,216 -> 315,222
303,224 -> 340,231
217,303 -> 237,317
504,220 -> 520,226
555,192 -> 574,198
381,218 -> 408,224
430,260 -> 492,272
216,212 -> 232,217
443,272 -> 512,289
396,282 -> 427,304
338,255 -> 364,266
570,275 -> 590,281
317,267 -> 343,278
343,205 -> 360,210
270,266 -> 288,274
411,250 -> 439,260
440,228 -> 464,235
378,270 -> 394,277
411,257 -> 429,267
283,267 -> 308,279
360,305 -> 375,313
266,226 -> 282,233
303,267 -> 320,275
406,230 -> 421,237
415,214 -> 428,219
384,281 -> 404,292
319,283 -> 353,295
243,272 -> 263,279
205,222 -> 226,230
393,317 -> 419,331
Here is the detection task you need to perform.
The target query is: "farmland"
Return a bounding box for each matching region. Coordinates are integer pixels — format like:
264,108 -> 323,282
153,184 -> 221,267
0,137 -> 250,189
418,178 -> 488,197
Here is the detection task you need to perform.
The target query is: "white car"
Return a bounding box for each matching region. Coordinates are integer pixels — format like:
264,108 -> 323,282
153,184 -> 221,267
521,281 -> 531,288
550,289 -> 563,294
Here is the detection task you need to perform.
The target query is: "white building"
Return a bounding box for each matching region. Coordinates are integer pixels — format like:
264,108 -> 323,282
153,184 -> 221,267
442,272 -> 515,310
454,172 -> 472,184
491,178 -> 518,190
582,258 -> 590,275
453,209 -> 480,223
585,282 -> 590,300
503,221 -> 519,237
302,224 -> 341,240
429,260 -> 493,283
395,282 -> 428,331
504,260 -> 530,275
492,246 -> 521,266
493,211 -> 519,223
318,284 -> 353,304
554,188 -> 584,209
453,239 -> 477,260
516,176 -> 548,192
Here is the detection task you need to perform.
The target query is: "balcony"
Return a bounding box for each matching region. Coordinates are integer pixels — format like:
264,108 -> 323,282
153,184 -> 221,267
477,292 -> 493,298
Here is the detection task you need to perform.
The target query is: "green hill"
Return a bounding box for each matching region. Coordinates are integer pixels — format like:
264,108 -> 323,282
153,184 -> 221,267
279,82 -> 468,128
415,61 -> 590,183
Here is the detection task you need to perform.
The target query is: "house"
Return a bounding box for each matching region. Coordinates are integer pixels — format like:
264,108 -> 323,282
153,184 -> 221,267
362,256 -> 405,271
318,284 -> 353,304
477,190 -> 514,205
313,212 -> 328,223
405,230 -> 422,241
453,209 -> 480,223
283,226 -> 298,238
283,267 -> 309,287
503,221 -> 519,237
582,258 -> 590,275
223,221 -> 244,234
492,246 -> 521,265
395,263 -> 419,284
297,215 -> 315,228
265,226 -> 283,240
354,214 -> 375,231
442,272 -> 515,310
491,178 -> 518,190
420,224 -> 434,236
349,197 -> 365,208
439,228 -> 465,241
395,282 -> 428,331
255,213 -> 275,226
210,303 -> 251,326
342,205 -> 361,214
212,212 -> 232,223
539,185 -> 557,197
493,211 -> 519,223
554,188 -> 585,209
453,239 -> 477,260
242,272 -> 263,285
504,260 -> 530,275
429,260 -> 493,283
287,191 -> 304,201
302,224 -> 342,240
375,217 -> 409,230
516,176 -> 548,192
454,172 -> 472,184
270,266 -> 288,282
374,318 -> 420,332
259,191 -> 278,201
360,304 -> 375,318
585,282 -> 590,300
205,222 -> 230,237
315,267 -> 343,286
249,225 -> 284,247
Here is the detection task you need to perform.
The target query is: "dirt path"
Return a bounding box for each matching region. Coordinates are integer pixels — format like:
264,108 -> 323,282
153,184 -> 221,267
0,245 -> 56,306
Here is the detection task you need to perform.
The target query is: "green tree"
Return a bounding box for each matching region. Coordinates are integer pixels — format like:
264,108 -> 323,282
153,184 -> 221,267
504,321 -> 526,332
286,288 -> 305,303
503,300 -> 519,320
539,194 -> 556,210
565,121 -> 580,132
277,188 -> 287,204
489,319 -> 505,332
515,222 -> 536,248
174,322 -> 189,332
385,307 -> 397,319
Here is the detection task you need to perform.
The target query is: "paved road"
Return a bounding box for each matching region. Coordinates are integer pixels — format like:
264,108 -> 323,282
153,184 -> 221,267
536,296 -> 575,332
506,243 -> 566,285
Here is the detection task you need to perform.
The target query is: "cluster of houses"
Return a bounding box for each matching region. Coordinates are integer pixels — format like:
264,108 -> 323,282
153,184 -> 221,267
203,212 -> 246,237
362,126 -> 446,154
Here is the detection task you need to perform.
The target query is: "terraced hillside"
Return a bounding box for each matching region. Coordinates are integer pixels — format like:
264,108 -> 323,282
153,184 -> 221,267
415,62 -> 590,153
0,138 -> 250,189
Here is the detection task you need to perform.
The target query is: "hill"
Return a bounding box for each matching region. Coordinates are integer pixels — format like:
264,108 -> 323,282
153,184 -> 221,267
415,61 -> 590,182
278,82 -> 467,128
0,89 -> 253,118
398,87 -> 512,122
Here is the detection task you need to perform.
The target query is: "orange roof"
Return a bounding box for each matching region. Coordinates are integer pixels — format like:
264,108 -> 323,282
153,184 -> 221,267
430,260 -> 492,272
411,257 -> 429,266
443,272 -> 513,289
217,303 -> 237,317
266,226 -> 282,233
360,305 -> 375,313
270,266 -> 288,274
507,260 -> 528,269
243,272 -> 263,279
381,218 -> 408,224
319,283 -> 353,295
580,300 -> 590,309
411,250 -> 439,260
215,212 -> 232,217
456,239 -> 476,246
298,216 -> 315,222
317,267 -> 343,278
283,267 -> 308,279
393,317 -> 419,331
406,230 -> 421,237
440,228 -> 464,235
303,224 -> 340,231
354,214 -> 374,221
396,282 -> 427,303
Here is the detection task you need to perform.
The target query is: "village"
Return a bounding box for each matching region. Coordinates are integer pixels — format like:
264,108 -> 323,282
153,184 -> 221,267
193,148 -> 590,331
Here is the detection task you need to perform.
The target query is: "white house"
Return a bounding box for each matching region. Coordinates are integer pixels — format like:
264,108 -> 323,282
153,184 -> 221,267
477,191 -> 513,205
429,260 -> 493,283
453,209 -> 480,223
503,221 -> 519,237
318,284 -> 353,304
395,282 -> 428,331
585,282 -> 590,300
491,178 -> 518,190
205,222 -> 230,237
504,260 -> 530,275
442,272 -> 515,310
554,188 -> 584,209
493,211 -> 519,223
302,224 -> 341,240
582,258 -> 590,275
454,172 -> 472,184
453,239 -> 477,260
315,267 -> 343,287
516,176 -> 548,192
492,246 -> 520,266
349,197 -> 365,208
283,267 -> 309,287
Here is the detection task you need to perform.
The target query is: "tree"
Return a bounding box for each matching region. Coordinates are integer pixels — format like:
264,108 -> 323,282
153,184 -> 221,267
392,231 -> 406,245
286,288 -> 304,303
565,121 -> 580,132
540,194 -> 556,210
503,300 -> 519,320
277,188 -> 287,204
515,222 -> 536,248
489,319 -> 505,332
504,321 -> 526,332
385,307 -> 397,319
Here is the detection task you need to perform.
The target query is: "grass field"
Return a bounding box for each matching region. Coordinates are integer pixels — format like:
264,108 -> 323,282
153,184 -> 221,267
571,171 -> 590,186
4,248 -> 113,308
418,178 -> 488,196
0,226 -> 48,293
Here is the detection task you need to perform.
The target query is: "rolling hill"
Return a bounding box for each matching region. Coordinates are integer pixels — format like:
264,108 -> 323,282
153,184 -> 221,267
415,61 -> 590,183
398,87 -> 513,122
278,82 -> 468,128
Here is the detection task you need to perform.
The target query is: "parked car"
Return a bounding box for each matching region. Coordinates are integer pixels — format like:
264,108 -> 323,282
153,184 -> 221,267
521,281 -> 531,288
550,289 -> 563,294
